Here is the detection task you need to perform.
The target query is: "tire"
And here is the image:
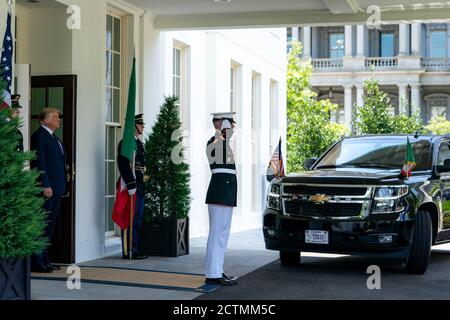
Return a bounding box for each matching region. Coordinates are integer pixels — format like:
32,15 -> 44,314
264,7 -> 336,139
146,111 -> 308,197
279,251 -> 301,265
402,209 -> 432,274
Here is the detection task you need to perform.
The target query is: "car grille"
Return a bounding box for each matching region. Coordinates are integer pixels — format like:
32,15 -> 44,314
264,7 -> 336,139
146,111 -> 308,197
283,185 -> 367,196
284,200 -> 363,217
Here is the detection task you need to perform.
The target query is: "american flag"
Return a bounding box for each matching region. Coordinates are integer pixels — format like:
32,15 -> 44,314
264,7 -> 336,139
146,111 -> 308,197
269,138 -> 285,177
1,11 -> 13,110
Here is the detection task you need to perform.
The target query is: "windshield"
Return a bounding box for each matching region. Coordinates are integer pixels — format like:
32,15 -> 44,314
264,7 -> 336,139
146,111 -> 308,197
315,136 -> 432,171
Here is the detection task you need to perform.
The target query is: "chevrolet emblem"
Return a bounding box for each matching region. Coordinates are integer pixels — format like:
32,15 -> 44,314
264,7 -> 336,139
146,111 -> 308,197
309,194 -> 330,204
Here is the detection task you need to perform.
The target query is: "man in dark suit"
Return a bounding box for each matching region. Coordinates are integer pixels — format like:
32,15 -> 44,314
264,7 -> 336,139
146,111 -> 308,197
204,112 -> 239,286
117,114 -> 148,260
31,108 -> 67,273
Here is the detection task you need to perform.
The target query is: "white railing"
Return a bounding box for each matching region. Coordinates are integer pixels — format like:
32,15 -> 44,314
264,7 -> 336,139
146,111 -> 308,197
311,58 -> 343,70
421,57 -> 450,71
365,57 -> 398,69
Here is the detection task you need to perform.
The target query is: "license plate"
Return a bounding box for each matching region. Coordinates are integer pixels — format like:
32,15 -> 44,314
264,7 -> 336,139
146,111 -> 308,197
305,230 -> 329,244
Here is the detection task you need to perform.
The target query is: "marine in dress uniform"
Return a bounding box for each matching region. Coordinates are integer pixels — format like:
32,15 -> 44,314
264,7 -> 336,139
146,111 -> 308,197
117,113 -> 148,260
11,94 -> 23,152
204,112 -> 239,286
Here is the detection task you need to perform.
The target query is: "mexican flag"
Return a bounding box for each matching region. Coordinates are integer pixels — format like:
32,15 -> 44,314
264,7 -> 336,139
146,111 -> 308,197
401,136 -> 416,178
112,56 -> 136,230
120,56 -> 137,161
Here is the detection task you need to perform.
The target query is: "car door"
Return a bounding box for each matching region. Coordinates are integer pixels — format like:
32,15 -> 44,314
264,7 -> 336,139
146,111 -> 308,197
437,140 -> 450,230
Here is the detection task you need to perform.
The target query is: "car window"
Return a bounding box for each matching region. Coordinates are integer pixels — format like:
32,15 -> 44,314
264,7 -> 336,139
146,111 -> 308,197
437,141 -> 450,166
315,137 -> 432,171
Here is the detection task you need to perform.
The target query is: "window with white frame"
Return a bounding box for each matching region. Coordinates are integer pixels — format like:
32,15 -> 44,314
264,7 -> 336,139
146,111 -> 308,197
329,33 -> 344,58
428,97 -> 448,120
380,32 -> 395,57
230,66 -> 235,112
430,30 -> 447,58
105,12 -> 123,236
251,72 -> 261,212
173,46 -> 185,124
269,80 -> 279,153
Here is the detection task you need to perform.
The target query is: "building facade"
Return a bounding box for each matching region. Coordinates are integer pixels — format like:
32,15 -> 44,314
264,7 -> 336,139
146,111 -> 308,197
2,0 -> 286,263
288,23 -> 450,130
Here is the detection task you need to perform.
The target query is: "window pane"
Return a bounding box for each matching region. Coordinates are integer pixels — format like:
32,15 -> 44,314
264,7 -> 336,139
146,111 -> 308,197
105,87 -> 112,122
431,31 -> 446,58
106,126 -> 116,161
175,77 -> 181,98
113,17 -> 120,53
107,162 -> 117,196
31,88 -> 46,115
48,87 -> 64,109
113,88 -> 120,123
381,33 -> 394,57
431,106 -> 447,119
175,49 -> 181,76
113,53 -> 120,88
105,197 -> 115,232
329,33 -> 344,58
106,15 -> 112,50
106,52 -> 112,86
31,119 -> 40,136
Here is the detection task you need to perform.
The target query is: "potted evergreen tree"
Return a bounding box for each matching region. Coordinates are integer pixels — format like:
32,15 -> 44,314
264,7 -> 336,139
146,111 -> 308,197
141,96 -> 190,257
0,78 -> 47,300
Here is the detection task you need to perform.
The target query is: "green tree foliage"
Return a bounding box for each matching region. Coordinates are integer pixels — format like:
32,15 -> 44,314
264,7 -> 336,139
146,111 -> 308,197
0,78 -> 47,258
287,41 -> 348,173
353,77 -> 423,135
143,96 -> 190,222
425,116 -> 450,135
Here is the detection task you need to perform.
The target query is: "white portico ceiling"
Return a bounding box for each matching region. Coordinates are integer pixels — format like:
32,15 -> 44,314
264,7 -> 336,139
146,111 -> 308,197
125,0 -> 450,29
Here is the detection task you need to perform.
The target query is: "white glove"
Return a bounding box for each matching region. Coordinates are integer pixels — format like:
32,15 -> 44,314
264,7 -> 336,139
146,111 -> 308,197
128,188 -> 136,196
221,119 -> 232,131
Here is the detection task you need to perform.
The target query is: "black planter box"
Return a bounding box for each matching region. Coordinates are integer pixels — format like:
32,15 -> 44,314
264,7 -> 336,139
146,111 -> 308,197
140,217 -> 189,257
0,257 -> 31,300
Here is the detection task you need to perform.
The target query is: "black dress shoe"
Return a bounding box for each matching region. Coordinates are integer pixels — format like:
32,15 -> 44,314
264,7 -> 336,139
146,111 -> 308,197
45,264 -> 61,271
32,265 -> 53,273
205,277 -> 236,286
222,273 -> 238,282
122,253 -> 148,260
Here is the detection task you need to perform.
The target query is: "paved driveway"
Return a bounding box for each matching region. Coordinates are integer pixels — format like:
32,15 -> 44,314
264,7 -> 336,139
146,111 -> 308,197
196,244 -> 450,300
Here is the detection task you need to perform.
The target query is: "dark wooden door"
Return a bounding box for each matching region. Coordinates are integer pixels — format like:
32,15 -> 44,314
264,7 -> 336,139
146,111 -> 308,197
30,75 -> 77,264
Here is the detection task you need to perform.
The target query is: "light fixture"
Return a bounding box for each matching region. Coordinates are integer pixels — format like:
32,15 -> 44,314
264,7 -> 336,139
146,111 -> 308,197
214,0 -> 232,2
328,87 -> 334,99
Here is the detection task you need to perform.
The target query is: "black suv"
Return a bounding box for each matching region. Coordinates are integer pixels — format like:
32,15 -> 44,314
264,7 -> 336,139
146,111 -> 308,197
263,134 -> 450,274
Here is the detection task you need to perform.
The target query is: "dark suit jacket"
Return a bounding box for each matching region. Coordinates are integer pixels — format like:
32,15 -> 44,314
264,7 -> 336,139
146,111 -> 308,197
31,126 -> 67,197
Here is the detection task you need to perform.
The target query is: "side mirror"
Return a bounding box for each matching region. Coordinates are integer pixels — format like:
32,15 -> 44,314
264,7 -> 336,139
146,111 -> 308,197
303,157 -> 318,171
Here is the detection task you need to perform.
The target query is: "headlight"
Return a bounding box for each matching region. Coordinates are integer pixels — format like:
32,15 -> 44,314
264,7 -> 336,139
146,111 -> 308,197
371,185 -> 409,214
267,183 -> 281,210
374,186 -> 409,199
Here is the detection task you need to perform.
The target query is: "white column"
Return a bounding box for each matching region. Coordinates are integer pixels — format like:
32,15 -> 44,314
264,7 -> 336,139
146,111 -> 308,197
398,84 -> 408,114
410,84 -> 421,114
356,25 -> 365,57
345,25 -> 353,56
302,26 -> 311,58
344,85 -> 353,130
411,23 -> 421,55
292,27 -> 299,41
399,23 -> 407,55
356,85 -> 364,108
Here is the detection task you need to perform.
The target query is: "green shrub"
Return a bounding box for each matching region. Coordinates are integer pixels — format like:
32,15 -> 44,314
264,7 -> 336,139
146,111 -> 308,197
0,78 -> 47,258
143,96 -> 190,222
287,41 -> 348,173
425,116 -> 450,135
